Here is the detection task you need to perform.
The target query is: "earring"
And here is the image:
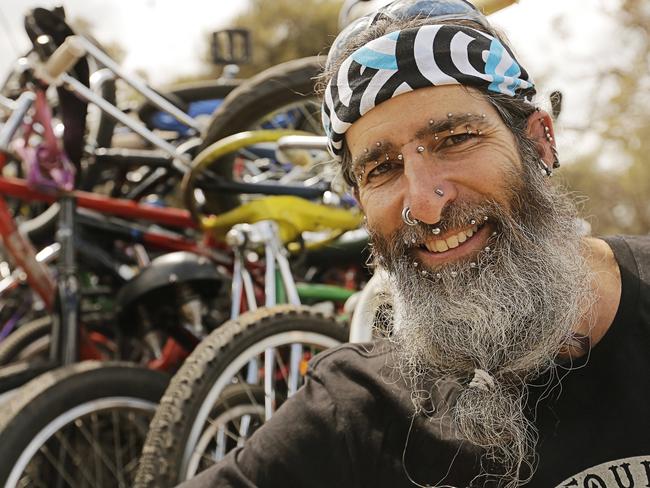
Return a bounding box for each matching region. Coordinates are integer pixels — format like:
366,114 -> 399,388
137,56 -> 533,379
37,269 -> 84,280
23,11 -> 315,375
401,207 -> 419,226
538,158 -> 553,177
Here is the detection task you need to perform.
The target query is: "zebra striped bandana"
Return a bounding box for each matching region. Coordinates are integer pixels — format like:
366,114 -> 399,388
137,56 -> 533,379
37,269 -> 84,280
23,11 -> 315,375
322,25 -> 536,160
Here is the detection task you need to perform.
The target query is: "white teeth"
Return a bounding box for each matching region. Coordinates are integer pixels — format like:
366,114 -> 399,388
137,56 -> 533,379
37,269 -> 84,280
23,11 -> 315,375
446,235 -> 459,249
423,224 -> 483,253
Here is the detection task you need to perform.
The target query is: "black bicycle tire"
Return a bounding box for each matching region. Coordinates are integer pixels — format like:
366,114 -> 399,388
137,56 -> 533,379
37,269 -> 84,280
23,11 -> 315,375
196,56 -> 323,213
0,361 -> 169,487
136,80 -> 240,130
0,315 -> 51,366
134,304 -> 348,487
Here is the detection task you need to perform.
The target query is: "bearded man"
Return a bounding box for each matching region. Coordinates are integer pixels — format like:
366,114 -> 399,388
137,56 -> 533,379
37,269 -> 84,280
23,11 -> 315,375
182,1 -> 650,487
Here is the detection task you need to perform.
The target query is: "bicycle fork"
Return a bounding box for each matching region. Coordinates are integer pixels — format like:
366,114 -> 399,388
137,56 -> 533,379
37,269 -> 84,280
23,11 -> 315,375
226,220 -> 303,420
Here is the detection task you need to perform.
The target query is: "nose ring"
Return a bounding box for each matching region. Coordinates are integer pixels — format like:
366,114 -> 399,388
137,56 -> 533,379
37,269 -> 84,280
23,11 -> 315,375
401,207 -> 419,226
434,188 -> 444,197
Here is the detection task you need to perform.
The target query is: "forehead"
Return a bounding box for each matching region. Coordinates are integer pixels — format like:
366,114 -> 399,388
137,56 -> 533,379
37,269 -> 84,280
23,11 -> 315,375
345,85 -> 496,151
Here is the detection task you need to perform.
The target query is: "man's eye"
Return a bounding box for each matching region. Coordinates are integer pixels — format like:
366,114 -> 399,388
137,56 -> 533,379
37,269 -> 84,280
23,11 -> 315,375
367,161 -> 399,180
439,133 -> 478,148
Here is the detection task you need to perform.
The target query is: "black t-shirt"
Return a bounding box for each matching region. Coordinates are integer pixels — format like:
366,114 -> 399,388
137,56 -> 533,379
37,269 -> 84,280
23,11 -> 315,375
182,236 -> 650,488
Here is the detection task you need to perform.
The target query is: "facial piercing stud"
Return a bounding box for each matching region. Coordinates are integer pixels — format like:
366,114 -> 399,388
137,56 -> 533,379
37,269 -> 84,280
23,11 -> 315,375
450,129 -> 454,134
432,228 -> 441,235
416,146 -> 425,153
470,219 -> 477,225
450,271 -> 458,278
429,119 -> 434,125
364,148 -> 369,153
470,262 -> 477,268
484,246 -> 491,252
483,216 -> 488,221
397,154 -> 403,160
421,270 -> 428,276
434,188 -> 444,197
436,273 -> 442,279
413,261 -> 419,268
447,113 -> 453,118
401,207 -> 419,226
411,238 -> 416,244
376,142 -> 381,147
492,231 -> 497,236
481,113 -> 486,118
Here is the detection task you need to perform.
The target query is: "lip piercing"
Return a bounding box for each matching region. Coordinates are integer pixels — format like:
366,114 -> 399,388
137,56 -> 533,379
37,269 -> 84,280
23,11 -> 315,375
450,271 -> 458,278
397,154 -> 403,160
447,113 -> 453,118
401,207 -> 419,226
470,262 -> 477,268
470,219 -> 477,225
416,146 -> 425,153
431,228 -> 441,235
483,216 -> 488,221
434,188 -> 444,197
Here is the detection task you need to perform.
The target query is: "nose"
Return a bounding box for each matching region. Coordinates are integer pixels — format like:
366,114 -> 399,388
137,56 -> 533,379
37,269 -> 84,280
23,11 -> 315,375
402,146 -> 457,225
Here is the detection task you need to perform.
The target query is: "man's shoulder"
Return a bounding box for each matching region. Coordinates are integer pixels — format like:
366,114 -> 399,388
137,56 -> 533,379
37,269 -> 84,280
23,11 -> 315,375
603,234 -> 650,283
310,338 -> 393,371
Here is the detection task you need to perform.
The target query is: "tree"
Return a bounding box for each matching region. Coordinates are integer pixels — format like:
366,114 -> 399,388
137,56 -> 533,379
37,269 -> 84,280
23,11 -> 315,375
210,0 -> 343,78
559,0 -> 650,235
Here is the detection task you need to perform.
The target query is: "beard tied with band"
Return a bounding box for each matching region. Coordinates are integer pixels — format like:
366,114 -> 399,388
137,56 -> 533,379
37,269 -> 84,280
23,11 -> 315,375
368,157 -> 595,487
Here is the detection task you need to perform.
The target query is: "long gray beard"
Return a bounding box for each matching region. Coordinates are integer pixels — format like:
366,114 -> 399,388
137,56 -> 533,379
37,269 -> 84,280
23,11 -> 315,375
369,164 -> 595,487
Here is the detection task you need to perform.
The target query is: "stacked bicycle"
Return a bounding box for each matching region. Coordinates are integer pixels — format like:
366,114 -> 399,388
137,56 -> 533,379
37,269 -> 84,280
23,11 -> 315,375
0,6 -> 369,488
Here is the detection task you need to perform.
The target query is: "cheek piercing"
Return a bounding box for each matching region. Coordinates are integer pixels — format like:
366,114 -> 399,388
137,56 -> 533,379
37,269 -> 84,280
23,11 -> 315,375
401,207 -> 419,226
434,188 -> 444,197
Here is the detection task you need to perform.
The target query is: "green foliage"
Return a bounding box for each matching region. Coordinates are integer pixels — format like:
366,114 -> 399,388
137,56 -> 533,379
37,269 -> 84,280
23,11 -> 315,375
228,0 -> 343,77
560,0 -> 650,235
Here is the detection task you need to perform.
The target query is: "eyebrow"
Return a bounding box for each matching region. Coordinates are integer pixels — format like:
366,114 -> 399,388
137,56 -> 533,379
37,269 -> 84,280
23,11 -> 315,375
352,113 -> 489,173
415,113 -> 487,139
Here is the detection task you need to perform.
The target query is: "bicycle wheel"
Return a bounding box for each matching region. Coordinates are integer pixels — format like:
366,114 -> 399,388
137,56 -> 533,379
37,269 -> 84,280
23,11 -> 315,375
0,315 -> 51,365
0,361 -> 168,488
198,56 -> 324,213
135,304 -> 348,487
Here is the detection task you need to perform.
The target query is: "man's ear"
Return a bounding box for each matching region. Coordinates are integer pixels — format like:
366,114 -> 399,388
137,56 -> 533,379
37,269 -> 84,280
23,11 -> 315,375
525,109 -> 556,166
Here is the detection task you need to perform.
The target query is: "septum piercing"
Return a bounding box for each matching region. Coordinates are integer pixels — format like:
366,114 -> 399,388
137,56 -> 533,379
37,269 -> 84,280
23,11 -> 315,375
401,207 -> 419,226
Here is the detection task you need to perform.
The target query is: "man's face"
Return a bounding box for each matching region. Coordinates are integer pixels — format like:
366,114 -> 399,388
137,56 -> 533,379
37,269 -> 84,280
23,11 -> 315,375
345,84 -> 594,483
346,85 -> 524,270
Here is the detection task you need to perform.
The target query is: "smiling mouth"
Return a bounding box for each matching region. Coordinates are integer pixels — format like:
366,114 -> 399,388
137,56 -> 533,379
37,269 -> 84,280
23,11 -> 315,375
419,220 -> 487,254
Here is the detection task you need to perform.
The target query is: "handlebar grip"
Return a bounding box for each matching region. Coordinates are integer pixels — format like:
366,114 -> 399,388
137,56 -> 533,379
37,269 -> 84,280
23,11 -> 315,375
42,35 -> 86,80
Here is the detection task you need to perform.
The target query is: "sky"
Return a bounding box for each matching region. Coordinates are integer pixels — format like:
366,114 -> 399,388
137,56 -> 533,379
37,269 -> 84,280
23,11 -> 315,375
0,0 -> 635,160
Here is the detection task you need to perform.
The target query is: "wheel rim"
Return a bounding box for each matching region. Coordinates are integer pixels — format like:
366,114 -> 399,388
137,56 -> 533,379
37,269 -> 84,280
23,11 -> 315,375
7,397 -> 157,488
181,330 -> 341,479
188,399 -> 265,475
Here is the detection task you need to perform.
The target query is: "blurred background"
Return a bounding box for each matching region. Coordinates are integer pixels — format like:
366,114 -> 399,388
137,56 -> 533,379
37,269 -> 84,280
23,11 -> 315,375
1,0 -> 648,235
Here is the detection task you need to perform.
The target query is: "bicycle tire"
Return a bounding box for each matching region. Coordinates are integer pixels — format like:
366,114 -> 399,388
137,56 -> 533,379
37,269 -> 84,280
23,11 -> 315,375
0,315 -> 51,366
136,80 -> 240,131
135,304 -> 348,487
0,361 -> 168,488
197,56 -> 323,213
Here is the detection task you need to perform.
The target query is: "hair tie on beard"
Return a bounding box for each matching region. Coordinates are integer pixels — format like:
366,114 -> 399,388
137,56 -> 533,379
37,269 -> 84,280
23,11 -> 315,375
469,368 -> 495,392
